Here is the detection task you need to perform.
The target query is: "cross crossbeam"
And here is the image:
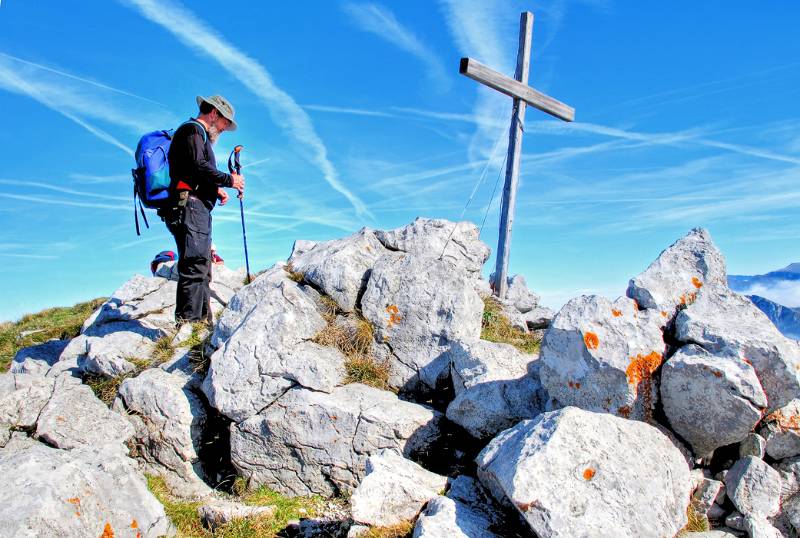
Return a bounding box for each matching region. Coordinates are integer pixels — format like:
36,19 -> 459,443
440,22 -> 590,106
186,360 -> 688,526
459,11 -> 575,299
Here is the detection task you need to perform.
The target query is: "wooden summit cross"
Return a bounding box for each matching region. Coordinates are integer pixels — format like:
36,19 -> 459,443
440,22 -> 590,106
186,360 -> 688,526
460,11 -> 575,299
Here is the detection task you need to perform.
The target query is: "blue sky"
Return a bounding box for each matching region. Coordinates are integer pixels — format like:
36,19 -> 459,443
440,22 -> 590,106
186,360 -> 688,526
1,1 -> 799,321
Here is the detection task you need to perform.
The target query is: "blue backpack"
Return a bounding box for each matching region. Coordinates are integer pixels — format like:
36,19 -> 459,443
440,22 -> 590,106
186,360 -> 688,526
131,120 -> 206,235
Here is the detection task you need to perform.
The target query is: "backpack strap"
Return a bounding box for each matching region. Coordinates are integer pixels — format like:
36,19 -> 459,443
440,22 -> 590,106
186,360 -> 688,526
132,169 -> 150,236
182,119 -> 208,144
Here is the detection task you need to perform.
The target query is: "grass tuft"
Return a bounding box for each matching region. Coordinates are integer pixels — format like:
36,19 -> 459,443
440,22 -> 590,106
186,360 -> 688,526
147,474 -> 325,537
679,502 -> 710,535
481,297 -> 541,354
360,521 -> 415,538
284,263 -> 305,284
0,297 -> 106,372
85,372 -> 134,406
152,336 -> 176,364
312,300 -> 391,391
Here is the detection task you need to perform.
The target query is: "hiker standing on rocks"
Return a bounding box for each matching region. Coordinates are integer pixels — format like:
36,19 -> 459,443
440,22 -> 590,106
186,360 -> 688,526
166,95 -> 245,324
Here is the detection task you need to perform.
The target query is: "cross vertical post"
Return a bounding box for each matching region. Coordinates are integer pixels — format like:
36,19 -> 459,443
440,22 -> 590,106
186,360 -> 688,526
494,11 -> 533,299
459,10 -> 574,300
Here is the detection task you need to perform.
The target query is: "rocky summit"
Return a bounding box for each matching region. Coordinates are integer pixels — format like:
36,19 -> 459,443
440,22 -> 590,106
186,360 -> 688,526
3,217 -> 800,537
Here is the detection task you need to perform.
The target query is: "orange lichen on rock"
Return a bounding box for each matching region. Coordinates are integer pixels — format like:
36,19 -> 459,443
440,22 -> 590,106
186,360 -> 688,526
766,410 -> 800,432
66,497 -> 82,517
611,309 -> 622,317
742,357 -> 753,366
632,300 -> 640,311
583,332 -> 600,350
617,406 -> 631,418
385,304 -> 402,327
626,352 -> 663,389
583,468 -> 596,480
99,522 -> 115,538
130,520 -> 138,529
661,311 -> 668,318
692,277 -> 703,289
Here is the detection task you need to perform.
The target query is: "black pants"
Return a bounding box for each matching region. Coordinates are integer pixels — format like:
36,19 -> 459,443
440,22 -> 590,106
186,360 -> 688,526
167,196 -> 212,323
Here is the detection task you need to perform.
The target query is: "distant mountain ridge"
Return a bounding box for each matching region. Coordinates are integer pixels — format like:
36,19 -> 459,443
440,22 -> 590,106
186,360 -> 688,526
729,262 -> 800,341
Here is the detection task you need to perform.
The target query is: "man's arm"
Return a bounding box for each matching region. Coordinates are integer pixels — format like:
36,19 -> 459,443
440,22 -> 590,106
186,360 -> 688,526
186,129 -> 233,188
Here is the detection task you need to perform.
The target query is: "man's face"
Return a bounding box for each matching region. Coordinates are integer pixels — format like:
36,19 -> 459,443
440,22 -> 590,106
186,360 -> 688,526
207,110 -> 231,143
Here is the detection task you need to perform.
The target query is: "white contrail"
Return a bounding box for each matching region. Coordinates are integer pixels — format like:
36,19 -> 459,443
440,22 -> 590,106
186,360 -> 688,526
123,0 -> 371,217
0,51 -> 166,106
0,67 -> 133,156
342,2 -> 450,91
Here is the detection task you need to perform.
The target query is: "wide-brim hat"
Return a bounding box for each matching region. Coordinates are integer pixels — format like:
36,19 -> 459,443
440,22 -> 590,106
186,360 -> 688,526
196,94 -> 237,131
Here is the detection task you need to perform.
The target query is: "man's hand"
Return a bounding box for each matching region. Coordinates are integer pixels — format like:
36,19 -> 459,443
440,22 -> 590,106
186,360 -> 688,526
231,173 -> 245,199
217,187 -> 229,206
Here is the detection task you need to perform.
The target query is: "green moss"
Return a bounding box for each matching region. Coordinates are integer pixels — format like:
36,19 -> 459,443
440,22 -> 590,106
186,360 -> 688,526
0,297 -> 106,372
481,297 -> 541,354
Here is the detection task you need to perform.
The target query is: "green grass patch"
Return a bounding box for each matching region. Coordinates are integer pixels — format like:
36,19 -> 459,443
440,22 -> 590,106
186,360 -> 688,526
0,297 -> 106,372
147,474 -> 325,537
481,297 -> 541,354
152,336 -> 176,364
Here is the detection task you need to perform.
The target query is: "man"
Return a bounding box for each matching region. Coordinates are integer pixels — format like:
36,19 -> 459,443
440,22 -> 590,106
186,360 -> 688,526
166,94 -> 245,324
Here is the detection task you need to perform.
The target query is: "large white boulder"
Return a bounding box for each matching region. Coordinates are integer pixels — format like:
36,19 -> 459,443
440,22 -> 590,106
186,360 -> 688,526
539,295 -> 666,420
288,228 -> 388,312
115,368 -> 208,488
230,384 -> 442,497
676,285 -> 800,411
202,273 -> 345,423
446,340 -> 548,439
374,218 -> 490,275
627,227 -> 727,314
351,449 -> 448,526
661,344 -> 767,457
476,407 -> 691,538
35,380 -> 134,450
361,253 -> 484,393
0,441 -> 171,537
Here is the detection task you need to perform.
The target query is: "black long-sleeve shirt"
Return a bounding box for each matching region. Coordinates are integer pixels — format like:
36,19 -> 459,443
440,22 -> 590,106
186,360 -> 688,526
168,119 -> 233,211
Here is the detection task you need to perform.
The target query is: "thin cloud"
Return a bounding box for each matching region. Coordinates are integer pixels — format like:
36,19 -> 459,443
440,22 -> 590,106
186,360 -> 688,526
0,66 -> 134,156
0,192 -> 128,211
0,51 -> 166,106
0,179 -> 129,202
305,104 -> 397,118
342,2 -> 450,91
123,0 -> 371,218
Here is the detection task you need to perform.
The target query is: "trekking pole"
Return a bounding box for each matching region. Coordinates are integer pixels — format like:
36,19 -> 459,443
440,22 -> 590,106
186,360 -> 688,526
228,145 -> 251,284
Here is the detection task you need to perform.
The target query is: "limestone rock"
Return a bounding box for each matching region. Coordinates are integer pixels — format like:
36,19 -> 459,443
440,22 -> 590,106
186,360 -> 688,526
202,273 -> 345,423
761,399 -> 800,460
524,305 -> 555,330
692,478 -> 724,519
0,441 -> 171,537
361,253 -> 483,392
351,449 -> 448,526
10,340 -> 68,375
676,285 -> 800,411
289,228 -> 387,312
116,368 -> 208,486
782,493 -> 800,534
539,295 -> 666,420
743,516 -> 783,538
0,373 -> 55,429
725,456 -> 781,519
35,381 -> 134,449
198,499 -> 276,530
90,274 -> 176,329
288,239 -> 318,262
476,406 -> 691,538
231,384 -> 442,496
446,340 -> 547,439
661,344 -> 767,456
413,475 -> 504,538
504,274 -> 539,313
374,218 -> 490,275
627,227 -> 727,314
741,433 -> 767,459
